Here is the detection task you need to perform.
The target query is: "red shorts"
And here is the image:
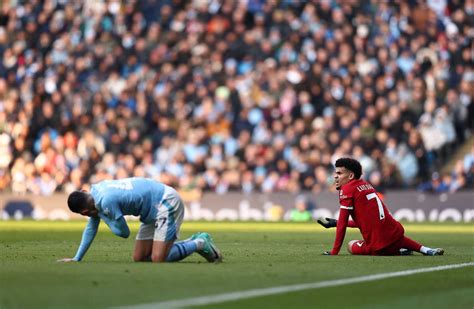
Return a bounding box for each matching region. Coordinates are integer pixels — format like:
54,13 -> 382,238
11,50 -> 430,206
350,238 -> 404,256
350,240 -> 371,255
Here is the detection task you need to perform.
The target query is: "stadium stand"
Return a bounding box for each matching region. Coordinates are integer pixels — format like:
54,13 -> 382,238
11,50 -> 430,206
0,0 -> 472,195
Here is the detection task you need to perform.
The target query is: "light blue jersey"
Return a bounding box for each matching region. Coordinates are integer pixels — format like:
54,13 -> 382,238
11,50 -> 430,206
73,178 -> 165,261
91,178 -> 165,224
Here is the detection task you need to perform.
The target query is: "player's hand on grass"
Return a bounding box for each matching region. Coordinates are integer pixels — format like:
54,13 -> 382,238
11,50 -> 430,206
317,217 -> 337,228
57,258 -> 77,263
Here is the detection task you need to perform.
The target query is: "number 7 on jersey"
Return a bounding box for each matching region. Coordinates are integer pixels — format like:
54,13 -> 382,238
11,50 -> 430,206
366,193 -> 385,220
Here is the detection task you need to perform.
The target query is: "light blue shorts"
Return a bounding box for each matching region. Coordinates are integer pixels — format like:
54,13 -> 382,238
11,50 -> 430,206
136,186 -> 184,242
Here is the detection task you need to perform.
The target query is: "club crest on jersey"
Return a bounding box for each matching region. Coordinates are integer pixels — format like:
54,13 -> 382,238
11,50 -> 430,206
339,190 -> 348,199
103,208 -> 110,216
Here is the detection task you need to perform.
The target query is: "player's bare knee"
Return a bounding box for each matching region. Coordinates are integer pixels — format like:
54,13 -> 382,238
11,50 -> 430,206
133,253 -> 144,262
347,240 -> 356,254
347,243 -> 352,254
151,254 -> 166,263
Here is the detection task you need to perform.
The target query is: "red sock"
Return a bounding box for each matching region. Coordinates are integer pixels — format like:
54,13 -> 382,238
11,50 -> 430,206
400,236 -> 422,252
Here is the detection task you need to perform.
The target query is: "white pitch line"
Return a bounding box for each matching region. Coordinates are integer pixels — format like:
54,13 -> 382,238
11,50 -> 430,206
117,262 -> 474,309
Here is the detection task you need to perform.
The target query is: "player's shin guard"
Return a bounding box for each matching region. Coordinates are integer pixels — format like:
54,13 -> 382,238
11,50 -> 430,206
166,240 -> 198,262
400,236 -> 422,252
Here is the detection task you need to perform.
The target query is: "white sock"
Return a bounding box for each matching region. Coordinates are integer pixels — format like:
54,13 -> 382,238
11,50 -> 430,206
420,246 -> 431,254
193,238 -> 205,250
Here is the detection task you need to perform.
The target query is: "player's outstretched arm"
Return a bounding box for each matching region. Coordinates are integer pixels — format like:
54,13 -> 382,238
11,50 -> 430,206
317,217 -> 358,228
328,209 -> 350,255
317,217 -> 337,228
58,217 -> 100,262
57,258 -> 77,262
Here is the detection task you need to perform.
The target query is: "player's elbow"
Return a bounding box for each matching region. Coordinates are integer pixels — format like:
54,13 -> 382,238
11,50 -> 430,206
115,230 -> 130,238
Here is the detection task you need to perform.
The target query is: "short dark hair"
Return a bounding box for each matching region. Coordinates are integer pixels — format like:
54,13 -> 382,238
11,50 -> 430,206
335,157 -> 362,179
67,191 -> 90,213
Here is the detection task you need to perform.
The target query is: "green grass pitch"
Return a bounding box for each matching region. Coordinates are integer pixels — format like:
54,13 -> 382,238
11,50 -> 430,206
0,221 -> 473,308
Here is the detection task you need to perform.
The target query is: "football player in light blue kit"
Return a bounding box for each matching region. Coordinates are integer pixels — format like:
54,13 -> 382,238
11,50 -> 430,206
58,177 -> 222,263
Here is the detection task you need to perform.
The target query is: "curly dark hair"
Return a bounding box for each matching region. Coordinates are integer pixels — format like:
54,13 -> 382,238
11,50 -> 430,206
335,157 -> 362,179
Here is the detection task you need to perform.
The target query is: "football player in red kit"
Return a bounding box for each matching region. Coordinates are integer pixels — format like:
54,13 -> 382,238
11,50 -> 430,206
320,157 -> 444,256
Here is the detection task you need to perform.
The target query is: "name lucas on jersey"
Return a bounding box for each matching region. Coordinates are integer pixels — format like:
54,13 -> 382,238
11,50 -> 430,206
356,184 -> 374,192
339,184 -> 375,199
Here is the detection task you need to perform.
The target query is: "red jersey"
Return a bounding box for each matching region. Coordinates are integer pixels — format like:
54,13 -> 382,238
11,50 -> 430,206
330,179 -> 404,255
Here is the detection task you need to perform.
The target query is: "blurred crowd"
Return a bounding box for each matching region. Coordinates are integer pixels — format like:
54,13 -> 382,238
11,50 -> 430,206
0,0 -> 473,196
